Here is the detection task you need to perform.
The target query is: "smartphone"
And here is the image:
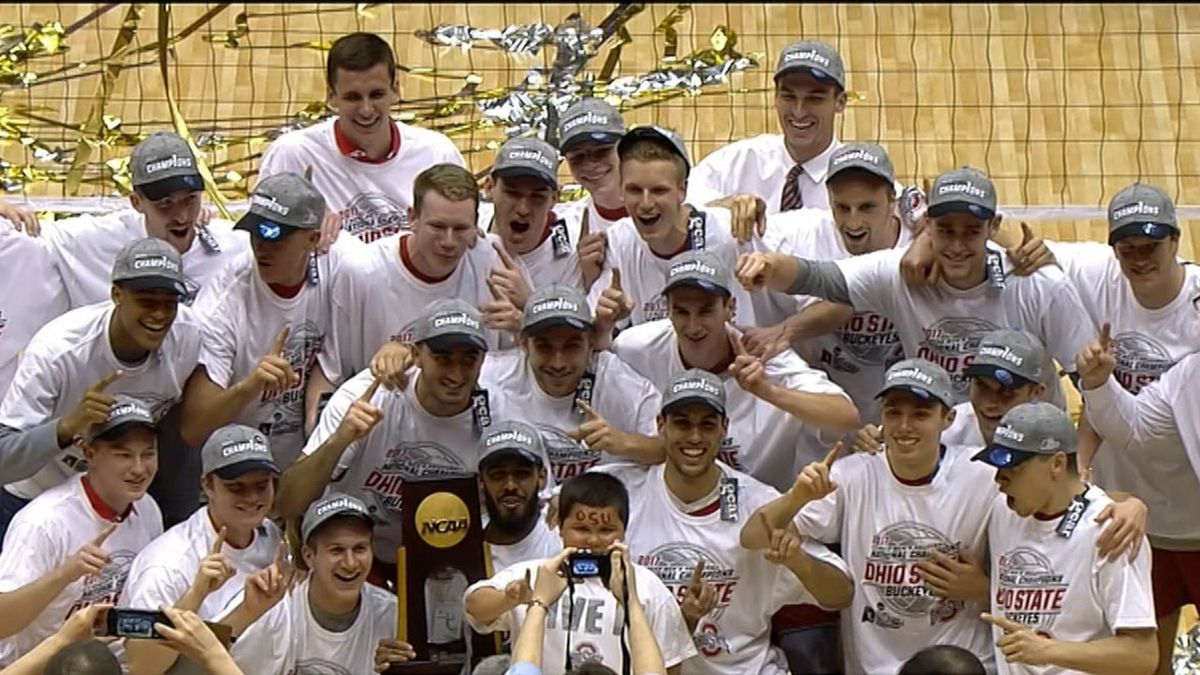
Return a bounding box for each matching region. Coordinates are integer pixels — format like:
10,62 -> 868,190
105,609 -> 170,639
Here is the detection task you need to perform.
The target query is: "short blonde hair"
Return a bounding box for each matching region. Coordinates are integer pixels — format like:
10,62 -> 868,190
413,163 -> 480,215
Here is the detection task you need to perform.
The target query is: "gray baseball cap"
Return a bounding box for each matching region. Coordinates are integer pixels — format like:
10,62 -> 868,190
110,237 -> 189,296
522,284 -> 594,334
965,329 -> 1045,388
479,420 -> 545,470
86,395 -> 157,442
1107,182 -> 1178,245
493,137 -> 560,189
663,250 -> 733,297
412,298 -> 488,352
617,125 -> 691,174
972,401 -> 1077,469
876,358 -> 956,409
301,492 -> 376,543
559,98 -> 625,152
131,132 -> 204,201
201,424 -> 280,480
927,166 -> 997,220
774,40 -> 846,90
236,173 -> 327,242
661,369 -> 727,416
827,142 -> 895,186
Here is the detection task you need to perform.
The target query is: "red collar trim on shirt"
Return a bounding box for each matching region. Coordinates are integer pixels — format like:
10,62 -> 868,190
594,203 -> 628,221
1033,508 -> 1068,521
891,446 -> 947,486
267,280 -> 306,299
650,230 -> 693,261
687,498 -> 722,518
400,235 -> 454,284
82,475 -> 136,522
534,212 -> 557,248
333,118 -> 400,163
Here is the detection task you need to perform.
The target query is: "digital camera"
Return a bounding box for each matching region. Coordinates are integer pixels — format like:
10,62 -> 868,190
565,550 -> 612,581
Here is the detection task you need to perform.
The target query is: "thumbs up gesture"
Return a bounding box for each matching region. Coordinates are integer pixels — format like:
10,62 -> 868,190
789,443 -> 842,505
1006,221 -> 1054,277
679,559 -> 718,631
915,546 -> 990,603
1075,322 -> 1116,390
242,325 -> 299,396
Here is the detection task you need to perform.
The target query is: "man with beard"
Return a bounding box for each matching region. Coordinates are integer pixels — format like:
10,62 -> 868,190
478,421 -> 561,572
0,396 -> 162,665
597,369 -> 853,675
0,238 -> 201,539
482,283 -> 661,483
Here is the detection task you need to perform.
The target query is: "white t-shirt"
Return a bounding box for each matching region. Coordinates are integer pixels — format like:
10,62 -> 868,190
487,517 -> 563,576
320,232 -> 515,384
38,209 -> 249,309
555,195 -> 627,236
302,367 -> 520,564
943,402 -> 985,448
590,208 -> 758,327
233,575 -> 397,675
1047,242 -> 1200,547
1,303 -> 202,499
259,118 -> 465,244
479,349 -> 660,483
598,462 -> 848,675
0,223 -> 69,401
464,556 -> 698,674
193,246 -> 348,469
795,446 -> 999,675
835,244 -> 1094,406
123,506 -> 283,621
760,209 -> 912,425
611,320 -> 850,492
0,475 -> 162,665
687,135 -> 840,214
479,202 -> 588,291
986,485 -> 1156,675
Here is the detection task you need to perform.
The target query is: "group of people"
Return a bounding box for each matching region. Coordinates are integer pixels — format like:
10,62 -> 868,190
0,27 -> 1194,675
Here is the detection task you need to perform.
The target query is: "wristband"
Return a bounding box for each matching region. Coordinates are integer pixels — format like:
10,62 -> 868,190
527,598 -> 550,612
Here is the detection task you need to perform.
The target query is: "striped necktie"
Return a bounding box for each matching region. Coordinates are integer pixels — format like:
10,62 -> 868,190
779,164 -> 805,212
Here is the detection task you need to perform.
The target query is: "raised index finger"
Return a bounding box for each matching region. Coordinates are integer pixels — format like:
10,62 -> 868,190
609,267 -> 622,292
689,559 -> 706,588
91,370 -> 124,393
492,241 -> 518,270
1099,322 -> 1112,350
211,526 -> 227,555
271,325 -> 291,355
92,522 -> 118,546
823,442 -> 844,468
1019,221 -> 1034,245
575,399 -> 599,420
359,378 -> 382,403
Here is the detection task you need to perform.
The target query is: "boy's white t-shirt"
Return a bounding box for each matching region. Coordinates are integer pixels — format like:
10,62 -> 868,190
479,349 -> 660,483
0,223 -> 69,401
193,246 -> 349,469
834,244 -> 1095,406
320,232 -> 516,384
1047,241 -> 1200,546
590,207 -> 758,327
986,485 -> 1156,675
233,575 -> 398,675
611,320 -> 851,492
259,118 -> 465,244
0,303 -> 202,499
0,475 -> 163,664
795,446 -> 999,675
301,367 -> 521,564
464,557 -> 698,675
597,462 -> 849,675
486,517 -> 563,576
38,209 -> 248,309
760,209 -> 912,425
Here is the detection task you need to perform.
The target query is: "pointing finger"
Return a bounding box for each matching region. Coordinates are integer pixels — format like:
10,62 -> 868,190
92,522 -> 117,546
485,277 -> 504,302
492,241 -> 518,270
981,612 -> 1025,633
1019,221 -> 1034,245
211,526 -> 228,555
271,325 -> 291,355
1099,322 -> 1111,350
575,399 -> 599,420
91,370 -> 124,393
359,378 -> 382,403
609,267 -> 622,292
730,331 -> 750,356
523,567 -> 531,589
689,559 -> 706,590
823,442 -> 844,468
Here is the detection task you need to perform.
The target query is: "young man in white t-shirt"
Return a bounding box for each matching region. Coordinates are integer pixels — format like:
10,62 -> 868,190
972,402 -> 1157,675
34,132 -> 248,310
484,137 -> 590,291
0,221 -> 69,401
181,172 -> 344,470
259,32 -> 465,244
556,97 -> 629,235
0,237 -> 200,540
233,492 -> 416,673
464,471 -> 698,674
478,421 -> 562,574
279,299 -> 519,581
736,166 -> 1094,407
597,369 -> 853,675
747,142 -> 914,427
611,250 -> 859,491
0,396 -> 163,665
123,424 -> 289,675
744,359 -> 1000,674
592,126 -> 758,327
483,283 -> 662,483
318,163 -> 528,389
686,40 -> 847,215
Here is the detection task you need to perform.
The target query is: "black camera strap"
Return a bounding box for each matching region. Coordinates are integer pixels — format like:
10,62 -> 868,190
562,560 -> 632,675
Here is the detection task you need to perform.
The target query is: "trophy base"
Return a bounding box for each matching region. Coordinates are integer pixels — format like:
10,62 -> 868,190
383,662 -> 464,675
